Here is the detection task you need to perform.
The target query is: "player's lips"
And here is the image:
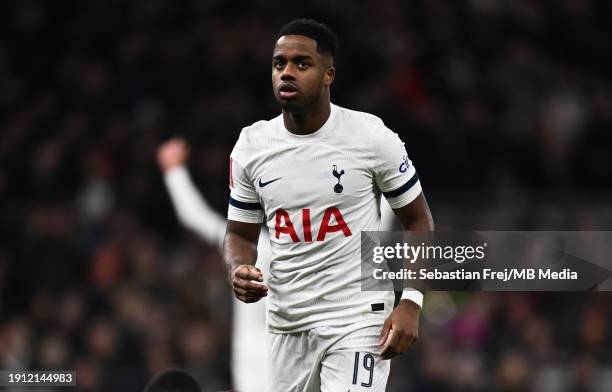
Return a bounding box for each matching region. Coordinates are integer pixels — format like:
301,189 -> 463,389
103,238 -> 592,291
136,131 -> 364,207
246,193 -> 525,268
280,91 -> 297,98
278,82 -> 298,98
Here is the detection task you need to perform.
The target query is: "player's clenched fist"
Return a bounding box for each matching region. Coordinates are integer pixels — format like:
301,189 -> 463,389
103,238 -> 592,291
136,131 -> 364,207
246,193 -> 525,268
156,137 -> 189,172
379,299 -> 420,360
230,265 -> 268,303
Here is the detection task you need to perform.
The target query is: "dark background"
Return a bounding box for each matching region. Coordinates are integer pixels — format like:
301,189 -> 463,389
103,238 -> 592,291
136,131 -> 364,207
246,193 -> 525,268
1,1 -> 611,391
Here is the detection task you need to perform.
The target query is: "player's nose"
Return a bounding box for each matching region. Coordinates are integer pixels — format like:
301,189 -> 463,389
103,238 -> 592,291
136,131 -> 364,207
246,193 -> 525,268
280,64 -> 296,81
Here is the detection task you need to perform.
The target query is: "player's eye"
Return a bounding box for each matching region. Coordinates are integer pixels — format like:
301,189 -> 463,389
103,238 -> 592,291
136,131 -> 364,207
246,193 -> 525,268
297,62 -> 309,69
274,61 -> 285,70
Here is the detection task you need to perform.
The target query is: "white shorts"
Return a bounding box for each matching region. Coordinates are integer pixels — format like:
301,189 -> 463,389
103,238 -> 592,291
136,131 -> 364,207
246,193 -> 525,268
267,320 -> 390,392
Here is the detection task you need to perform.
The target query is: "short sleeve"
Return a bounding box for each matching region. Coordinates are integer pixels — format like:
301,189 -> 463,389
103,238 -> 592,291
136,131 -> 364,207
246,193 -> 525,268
227,132 -> 264,223
372,129 -> 422,209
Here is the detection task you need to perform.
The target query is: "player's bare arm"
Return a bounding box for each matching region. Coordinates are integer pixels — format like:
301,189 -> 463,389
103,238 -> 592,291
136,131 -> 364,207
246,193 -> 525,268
392,192 -> 434,231
380,192 -> 434,359
223,220 -> 268,303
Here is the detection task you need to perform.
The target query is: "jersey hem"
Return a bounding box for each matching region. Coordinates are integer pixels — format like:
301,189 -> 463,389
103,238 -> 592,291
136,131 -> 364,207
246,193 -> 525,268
265,315 -> 388,335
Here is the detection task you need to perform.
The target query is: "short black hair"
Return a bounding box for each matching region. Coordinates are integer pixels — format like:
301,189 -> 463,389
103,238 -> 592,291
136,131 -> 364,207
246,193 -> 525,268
275,18 -> 338,61
144,369 -> 201,392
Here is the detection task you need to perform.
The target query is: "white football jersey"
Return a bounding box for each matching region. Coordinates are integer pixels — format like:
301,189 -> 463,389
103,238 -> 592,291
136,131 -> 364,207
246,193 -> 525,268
228,104 -> 422,333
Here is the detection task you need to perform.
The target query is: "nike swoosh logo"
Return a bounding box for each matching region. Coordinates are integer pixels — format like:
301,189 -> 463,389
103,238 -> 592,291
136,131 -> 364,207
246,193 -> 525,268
258,177 -> 282,187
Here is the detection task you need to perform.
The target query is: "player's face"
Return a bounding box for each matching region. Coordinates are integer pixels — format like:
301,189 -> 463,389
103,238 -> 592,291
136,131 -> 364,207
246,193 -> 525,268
272,35 -> 334,111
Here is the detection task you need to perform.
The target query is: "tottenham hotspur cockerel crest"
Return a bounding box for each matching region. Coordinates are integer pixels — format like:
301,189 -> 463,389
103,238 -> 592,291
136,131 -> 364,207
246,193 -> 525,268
332,164 -> 345,193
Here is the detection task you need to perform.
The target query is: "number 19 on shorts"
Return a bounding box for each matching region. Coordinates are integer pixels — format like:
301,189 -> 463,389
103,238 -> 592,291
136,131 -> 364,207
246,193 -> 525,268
352,352 -> 375,388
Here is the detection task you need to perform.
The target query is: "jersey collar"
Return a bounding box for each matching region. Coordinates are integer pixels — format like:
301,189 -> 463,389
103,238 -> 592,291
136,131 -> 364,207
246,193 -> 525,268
277,103 -> 338,140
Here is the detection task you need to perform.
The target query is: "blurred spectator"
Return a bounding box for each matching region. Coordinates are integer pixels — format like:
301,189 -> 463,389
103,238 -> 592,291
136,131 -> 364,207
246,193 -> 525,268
144,368 -> 201,392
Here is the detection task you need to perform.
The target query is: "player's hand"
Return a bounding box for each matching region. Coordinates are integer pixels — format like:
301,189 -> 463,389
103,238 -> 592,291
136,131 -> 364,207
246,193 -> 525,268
230,265 -> 268,303
157,137 -> 189,172
379,299 -> 420,360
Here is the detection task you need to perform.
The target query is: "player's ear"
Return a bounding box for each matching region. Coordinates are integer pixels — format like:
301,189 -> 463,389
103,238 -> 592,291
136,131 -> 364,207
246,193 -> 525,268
324,66 -> 335,86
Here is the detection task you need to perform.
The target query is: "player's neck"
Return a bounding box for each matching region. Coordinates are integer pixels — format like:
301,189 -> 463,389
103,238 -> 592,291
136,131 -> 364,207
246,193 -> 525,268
282,101 -> 331,135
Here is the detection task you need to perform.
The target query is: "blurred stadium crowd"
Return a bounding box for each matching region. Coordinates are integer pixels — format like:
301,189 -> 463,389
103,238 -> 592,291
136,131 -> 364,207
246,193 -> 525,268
1,0 -> 611,391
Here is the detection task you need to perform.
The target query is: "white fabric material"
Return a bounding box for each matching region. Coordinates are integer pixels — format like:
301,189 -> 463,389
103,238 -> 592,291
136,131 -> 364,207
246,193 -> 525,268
230,231 -> 270,392
228,104 -> 423,333
164,166 -> 227,249
267,320 -> 390,392
163,166 -> 269,392
379,197 -> 397,233
401,289 -> 424,306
